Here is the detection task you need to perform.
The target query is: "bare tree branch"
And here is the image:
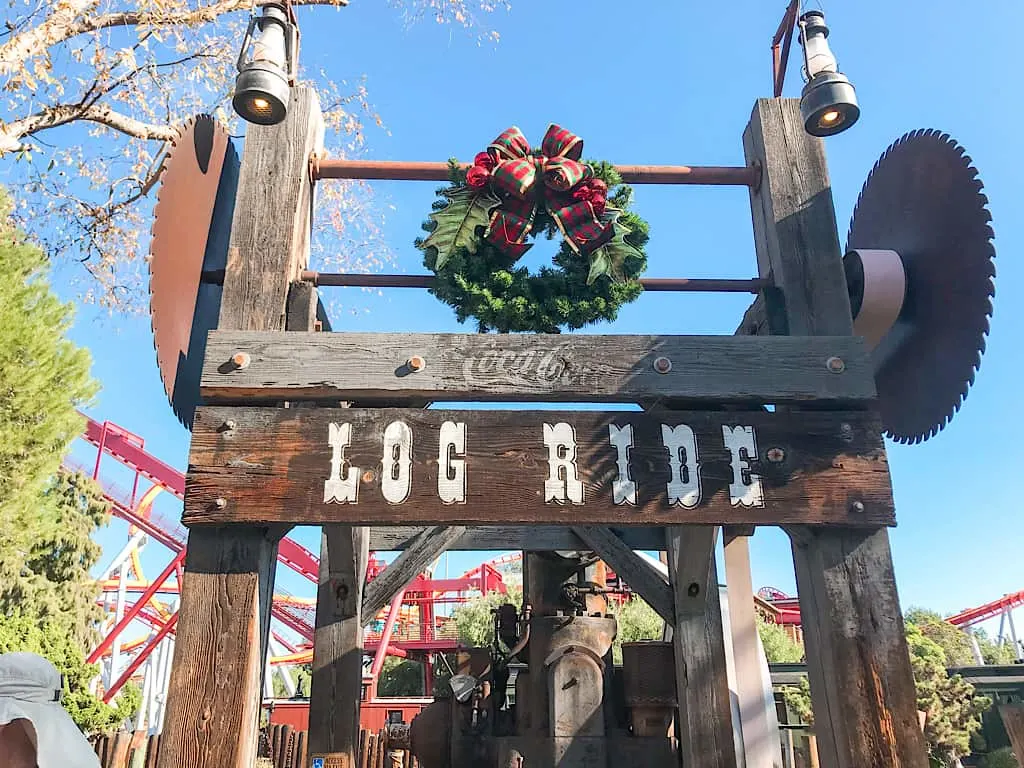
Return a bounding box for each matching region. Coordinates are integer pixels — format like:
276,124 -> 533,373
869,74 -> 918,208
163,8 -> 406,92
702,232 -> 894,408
1,103 -> 177,152
0,0 -> 99,76
0,0 -> 349,75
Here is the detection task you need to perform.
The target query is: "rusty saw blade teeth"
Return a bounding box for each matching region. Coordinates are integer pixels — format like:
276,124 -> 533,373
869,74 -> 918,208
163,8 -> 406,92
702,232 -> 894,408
847,130 -> 995,445
148,114 -> 236,430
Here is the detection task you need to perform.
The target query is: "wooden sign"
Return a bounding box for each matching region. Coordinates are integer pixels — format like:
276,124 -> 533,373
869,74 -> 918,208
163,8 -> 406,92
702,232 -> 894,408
184,406 -> 893,527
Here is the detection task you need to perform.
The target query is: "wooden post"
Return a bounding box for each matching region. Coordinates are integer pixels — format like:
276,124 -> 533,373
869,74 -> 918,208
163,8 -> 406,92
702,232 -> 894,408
157,87 -> 324,768
742,97 -> 928,768
723,531 -> 782,768
309,525 -> 370,764
665,525 -> 737,767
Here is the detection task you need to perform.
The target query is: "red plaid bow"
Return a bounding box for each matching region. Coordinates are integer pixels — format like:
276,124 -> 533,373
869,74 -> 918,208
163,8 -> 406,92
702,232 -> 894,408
478,125 -> 614,258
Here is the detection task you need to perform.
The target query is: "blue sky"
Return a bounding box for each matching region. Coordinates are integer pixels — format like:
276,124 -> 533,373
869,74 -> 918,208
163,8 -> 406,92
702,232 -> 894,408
31,0 -> 1024,627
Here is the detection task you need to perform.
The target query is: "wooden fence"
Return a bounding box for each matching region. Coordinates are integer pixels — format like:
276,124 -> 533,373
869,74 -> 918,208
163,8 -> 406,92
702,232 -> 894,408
90,726 -> 418,768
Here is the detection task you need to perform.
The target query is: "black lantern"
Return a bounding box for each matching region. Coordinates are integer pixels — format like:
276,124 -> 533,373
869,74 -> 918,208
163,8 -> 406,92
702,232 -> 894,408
798,11 -> 859,137
232,1 -> 297,125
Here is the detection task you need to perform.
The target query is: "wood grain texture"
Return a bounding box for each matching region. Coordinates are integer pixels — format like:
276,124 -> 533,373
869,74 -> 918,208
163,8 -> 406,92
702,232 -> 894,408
666,525 -> 737,767
361,526 -> 467,622
200,331 -> 875,404
789,527 -> 928,768
742,98 -> 927,768
1000,705 -> 1024,764
308,525 -> 369,763
156,527 -> 278,768
368,525 -> 667,551
743,98 -> 854,338
572,525 -> 673,623
158,89 -> 324,768
184,406 -> 894,527
218,87 -> 324,331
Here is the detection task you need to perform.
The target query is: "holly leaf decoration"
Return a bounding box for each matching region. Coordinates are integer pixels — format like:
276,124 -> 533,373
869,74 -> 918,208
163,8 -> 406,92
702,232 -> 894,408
586,211 -> 643,285
420,187 -> 501,271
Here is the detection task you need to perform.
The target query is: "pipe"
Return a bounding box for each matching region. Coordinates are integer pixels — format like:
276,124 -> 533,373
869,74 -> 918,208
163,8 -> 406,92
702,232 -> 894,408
772,0 -> 800,97
300,271 -> 769,294
370,589 -> 408,682
312,158 -> 761,187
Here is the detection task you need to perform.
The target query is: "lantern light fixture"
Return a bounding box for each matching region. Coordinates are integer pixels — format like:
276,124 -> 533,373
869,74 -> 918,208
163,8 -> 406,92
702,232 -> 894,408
232,1 -> 298,126
798,10 -> 860,137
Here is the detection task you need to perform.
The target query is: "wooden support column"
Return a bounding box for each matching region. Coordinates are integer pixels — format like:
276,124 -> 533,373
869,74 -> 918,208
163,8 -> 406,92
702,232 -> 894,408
666,525 -> 737,768
309,525 -> 369,764
723,530 -> 782,768
743,97 -> 927,768
157,87 -> 323,768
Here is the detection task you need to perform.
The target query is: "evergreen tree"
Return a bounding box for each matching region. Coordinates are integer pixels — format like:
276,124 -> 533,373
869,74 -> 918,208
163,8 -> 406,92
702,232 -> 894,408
0,185 -> 132,732
906,622 -> 991,767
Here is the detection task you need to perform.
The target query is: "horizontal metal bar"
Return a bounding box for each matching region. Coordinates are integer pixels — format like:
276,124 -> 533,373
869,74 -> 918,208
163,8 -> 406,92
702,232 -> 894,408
312,158 -> 761,187
300,271 -> 769,294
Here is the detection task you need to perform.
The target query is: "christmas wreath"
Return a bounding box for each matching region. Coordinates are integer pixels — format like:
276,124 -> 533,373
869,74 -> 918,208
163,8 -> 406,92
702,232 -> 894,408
416,124 -> 649,333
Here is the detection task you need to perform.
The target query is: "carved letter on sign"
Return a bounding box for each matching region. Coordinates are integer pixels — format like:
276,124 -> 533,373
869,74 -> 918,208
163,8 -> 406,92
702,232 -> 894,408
722,425 -> 764,508
543,422 -> 584,505
186,407 -> 895,527
609,424 -> 636,506
382,421 -> 413,504
438,421 -> 467,504
324,422 -> 359,504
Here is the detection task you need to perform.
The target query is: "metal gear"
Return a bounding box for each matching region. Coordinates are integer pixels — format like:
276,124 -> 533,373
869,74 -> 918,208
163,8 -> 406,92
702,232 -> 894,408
846,129 -> 995,444
148,115 -> 239,429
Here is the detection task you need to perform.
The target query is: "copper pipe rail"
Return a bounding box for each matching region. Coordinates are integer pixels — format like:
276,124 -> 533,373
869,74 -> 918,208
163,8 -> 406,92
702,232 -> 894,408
300,271 -> 769,294
311,158 -> 761,188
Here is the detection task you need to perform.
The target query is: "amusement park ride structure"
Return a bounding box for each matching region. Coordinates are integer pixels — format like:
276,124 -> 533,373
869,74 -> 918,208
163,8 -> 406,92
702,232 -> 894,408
72,412 -> 525,729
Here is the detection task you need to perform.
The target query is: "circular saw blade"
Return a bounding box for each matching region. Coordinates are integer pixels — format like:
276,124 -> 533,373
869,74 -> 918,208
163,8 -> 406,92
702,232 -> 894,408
846,129 -> 995,444
148,115 -> 239,429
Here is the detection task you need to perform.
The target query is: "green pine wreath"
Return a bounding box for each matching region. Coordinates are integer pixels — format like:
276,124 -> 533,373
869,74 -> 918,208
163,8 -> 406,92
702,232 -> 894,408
415,127 -> 649,334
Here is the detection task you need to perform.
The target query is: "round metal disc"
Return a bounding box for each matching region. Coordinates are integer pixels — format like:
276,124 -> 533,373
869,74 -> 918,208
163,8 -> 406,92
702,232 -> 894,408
846,129 -> 995,444
149,115 -> 239,429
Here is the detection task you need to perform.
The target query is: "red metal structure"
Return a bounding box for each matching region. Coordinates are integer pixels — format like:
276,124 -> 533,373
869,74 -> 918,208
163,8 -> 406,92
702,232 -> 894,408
73,412 -> 513,710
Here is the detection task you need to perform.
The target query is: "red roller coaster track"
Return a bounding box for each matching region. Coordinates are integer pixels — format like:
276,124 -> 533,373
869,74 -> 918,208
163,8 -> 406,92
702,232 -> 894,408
72,412 -> 512,702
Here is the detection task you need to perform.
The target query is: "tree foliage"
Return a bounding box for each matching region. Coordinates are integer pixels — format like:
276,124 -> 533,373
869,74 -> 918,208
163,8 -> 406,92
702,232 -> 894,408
450,587 -> 522,648
0,0 -> 510,311
0,187 -> 96,522
0,612 -> 139,733
377,656 -> 425,698
906,621 -> 991,767
907,607 -> 1017,666
757,614 -> 804,664
0,186 -> 132,732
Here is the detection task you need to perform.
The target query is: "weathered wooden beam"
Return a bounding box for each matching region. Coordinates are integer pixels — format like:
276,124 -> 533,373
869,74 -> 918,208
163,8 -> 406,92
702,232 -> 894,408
572,525 -> 673,623
361,526 -> 467,623
368,525 -> 666,551
157,527 -> 280,768
666,525 -> 737,767
200,331 -> 875,405
157,86 -> 325,768
308,525 -> 368,765
790,527 -> 927,767
1000,705 -> 1024,764
744,97 -> 927,768
185,406 -> 894,527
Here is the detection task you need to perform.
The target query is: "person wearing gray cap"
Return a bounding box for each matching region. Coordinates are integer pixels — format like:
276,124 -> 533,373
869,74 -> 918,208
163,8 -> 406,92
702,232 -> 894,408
0,651 -> 101,767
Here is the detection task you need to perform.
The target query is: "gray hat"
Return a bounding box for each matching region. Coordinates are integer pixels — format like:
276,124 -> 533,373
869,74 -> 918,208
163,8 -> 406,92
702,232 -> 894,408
0,652 -> 101,767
